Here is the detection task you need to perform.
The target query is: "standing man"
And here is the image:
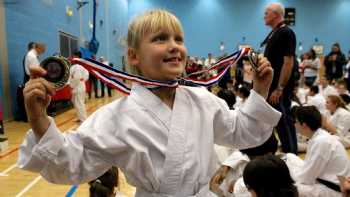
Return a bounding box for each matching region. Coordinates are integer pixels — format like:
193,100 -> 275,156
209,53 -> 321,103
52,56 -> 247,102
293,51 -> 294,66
19,42 -> 45,121
23,42 -> 36,84
68,51 -> 89,122
24,42 -> 46,79
262,3 -> 298,153
98,56 -> 109,98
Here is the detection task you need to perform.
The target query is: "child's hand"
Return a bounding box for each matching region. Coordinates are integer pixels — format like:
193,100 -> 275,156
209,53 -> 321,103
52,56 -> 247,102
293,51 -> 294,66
339,176 -> 350,197
23,66 -> 55,138
252,56 -> 273,99
209,165 -> 231,197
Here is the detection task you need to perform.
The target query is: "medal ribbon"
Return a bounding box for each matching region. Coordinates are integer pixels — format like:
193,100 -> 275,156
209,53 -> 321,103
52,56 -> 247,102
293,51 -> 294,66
71,47 -> 250,95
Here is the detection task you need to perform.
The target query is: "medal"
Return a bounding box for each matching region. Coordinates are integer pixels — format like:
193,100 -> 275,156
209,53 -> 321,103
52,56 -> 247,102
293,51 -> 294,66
247,49 -> 260,72
40,56 -> 70,89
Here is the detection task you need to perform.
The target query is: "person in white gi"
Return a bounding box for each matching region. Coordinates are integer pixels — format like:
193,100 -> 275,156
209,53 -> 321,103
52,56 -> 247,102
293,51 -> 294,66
211,152 -> 304,197
24,42 -> 46,77
305,85 -> 327,116
210,134 -> 278,197
242,155 -> 299,197
324,95 -> 350,148
219,105 -> 350,197
17,10 -> 281,197
204,53 -> 217,76
319,76 -> 338,98
294,106 -> 350,197
68,51 -> 89,122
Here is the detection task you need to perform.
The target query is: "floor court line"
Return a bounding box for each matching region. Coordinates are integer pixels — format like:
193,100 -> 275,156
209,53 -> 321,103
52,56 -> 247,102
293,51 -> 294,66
15,176 -> 42,197
12,124 -> 78,196
0,163 -> 16,176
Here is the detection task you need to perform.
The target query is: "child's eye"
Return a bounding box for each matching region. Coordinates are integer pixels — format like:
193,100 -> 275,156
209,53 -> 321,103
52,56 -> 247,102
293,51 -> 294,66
175,36 -> 184,43
152,34 -> 168,42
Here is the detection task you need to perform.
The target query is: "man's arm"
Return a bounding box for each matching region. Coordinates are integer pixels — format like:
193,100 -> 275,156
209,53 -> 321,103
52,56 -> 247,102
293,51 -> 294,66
268,56 -> 294,104
278,56 -> 294,89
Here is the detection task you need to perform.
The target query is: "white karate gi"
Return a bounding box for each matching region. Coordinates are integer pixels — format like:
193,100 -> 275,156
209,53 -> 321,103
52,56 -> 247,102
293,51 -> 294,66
232,153 -> 305,197
17,83 -> 280,197
306,93 -> 327,116
320,85 -> 338,98
68,64 -> 89,121
329,107 -> 350,148
221,150 -> 250,197
295,129 -> 350,197
297,87 -> 309,105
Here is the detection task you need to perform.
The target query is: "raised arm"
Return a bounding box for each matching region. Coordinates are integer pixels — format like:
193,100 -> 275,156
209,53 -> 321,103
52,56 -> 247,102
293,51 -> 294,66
213,56 -> 281,149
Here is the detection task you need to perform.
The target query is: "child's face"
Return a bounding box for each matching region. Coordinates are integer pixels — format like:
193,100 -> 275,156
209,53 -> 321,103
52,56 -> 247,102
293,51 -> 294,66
326,98 -> 337,112
129,30 -> 187,81
337,84 -> 347,94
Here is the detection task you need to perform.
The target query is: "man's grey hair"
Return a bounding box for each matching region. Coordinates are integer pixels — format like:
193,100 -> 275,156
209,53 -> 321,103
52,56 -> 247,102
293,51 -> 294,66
268,2 -> 285,18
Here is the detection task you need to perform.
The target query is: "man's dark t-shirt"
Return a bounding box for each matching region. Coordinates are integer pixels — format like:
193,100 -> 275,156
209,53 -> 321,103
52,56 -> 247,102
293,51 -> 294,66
263,24 -> 296,93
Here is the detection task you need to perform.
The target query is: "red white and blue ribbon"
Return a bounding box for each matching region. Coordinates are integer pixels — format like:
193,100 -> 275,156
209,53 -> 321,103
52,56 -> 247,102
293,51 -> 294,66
71,47 -> 250,95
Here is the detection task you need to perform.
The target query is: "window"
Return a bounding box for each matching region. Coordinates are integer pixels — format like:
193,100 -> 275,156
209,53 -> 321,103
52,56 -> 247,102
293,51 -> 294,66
59,31 -> 78,57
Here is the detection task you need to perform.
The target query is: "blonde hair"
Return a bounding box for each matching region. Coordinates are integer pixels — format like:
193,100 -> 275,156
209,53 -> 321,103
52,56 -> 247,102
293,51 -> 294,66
328,95 -> 347,109
126,9 -> 184,75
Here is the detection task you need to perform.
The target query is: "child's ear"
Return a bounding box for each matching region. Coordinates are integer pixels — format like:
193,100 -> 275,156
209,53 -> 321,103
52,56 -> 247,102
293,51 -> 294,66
127,48 -> 139,66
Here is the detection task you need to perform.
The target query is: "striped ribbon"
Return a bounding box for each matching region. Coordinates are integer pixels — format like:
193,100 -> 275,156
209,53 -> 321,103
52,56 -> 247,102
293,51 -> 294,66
71,47 -> 250,95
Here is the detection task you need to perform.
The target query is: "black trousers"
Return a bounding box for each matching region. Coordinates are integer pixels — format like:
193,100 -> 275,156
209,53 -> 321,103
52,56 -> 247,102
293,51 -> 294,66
272,91 -> 298,154
88,75 -> 99,98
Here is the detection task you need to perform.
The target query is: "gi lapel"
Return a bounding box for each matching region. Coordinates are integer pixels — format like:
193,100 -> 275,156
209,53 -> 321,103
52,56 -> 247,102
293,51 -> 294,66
130,83 -> 172,130
159,87 -> 189,194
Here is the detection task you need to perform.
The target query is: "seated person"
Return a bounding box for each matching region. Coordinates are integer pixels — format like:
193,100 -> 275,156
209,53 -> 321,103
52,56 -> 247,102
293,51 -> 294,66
324,95 -> 350,148
305,86 -> 327,116
217,79 -> 236,109
234,84 -> 250,109
210,134 -> 278,196
291,106 -> 309,153
293,106 -> 350,197
89,167 -> 126,197
336,80 -> 350,96
319,76 -> 338,98
339,94 -> 350,110
243,155 -> 298,197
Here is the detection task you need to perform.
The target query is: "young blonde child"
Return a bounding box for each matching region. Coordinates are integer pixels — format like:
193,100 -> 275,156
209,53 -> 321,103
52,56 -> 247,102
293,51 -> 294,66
18,10 -> 280,196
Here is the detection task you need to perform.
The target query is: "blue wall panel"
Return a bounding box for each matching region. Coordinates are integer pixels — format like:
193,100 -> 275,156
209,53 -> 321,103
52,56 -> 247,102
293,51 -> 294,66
4,0 -> 128,119
3,0 -> 350,118
128,0 -> 350,57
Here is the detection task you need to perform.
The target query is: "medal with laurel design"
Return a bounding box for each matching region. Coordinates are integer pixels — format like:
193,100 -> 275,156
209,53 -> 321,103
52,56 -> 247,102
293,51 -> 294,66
40,56 -> 70,89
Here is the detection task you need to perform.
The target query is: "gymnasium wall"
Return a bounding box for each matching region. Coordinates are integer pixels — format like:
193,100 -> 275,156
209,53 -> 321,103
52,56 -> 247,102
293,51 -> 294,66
128,0 -> 350,57
2,0 -> 350,119
3,0 -> 128,119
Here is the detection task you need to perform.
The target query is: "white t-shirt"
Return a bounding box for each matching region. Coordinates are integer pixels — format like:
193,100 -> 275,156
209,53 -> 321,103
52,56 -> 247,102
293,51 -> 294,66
303,58 -> 320,77
24,49 -> 40,75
